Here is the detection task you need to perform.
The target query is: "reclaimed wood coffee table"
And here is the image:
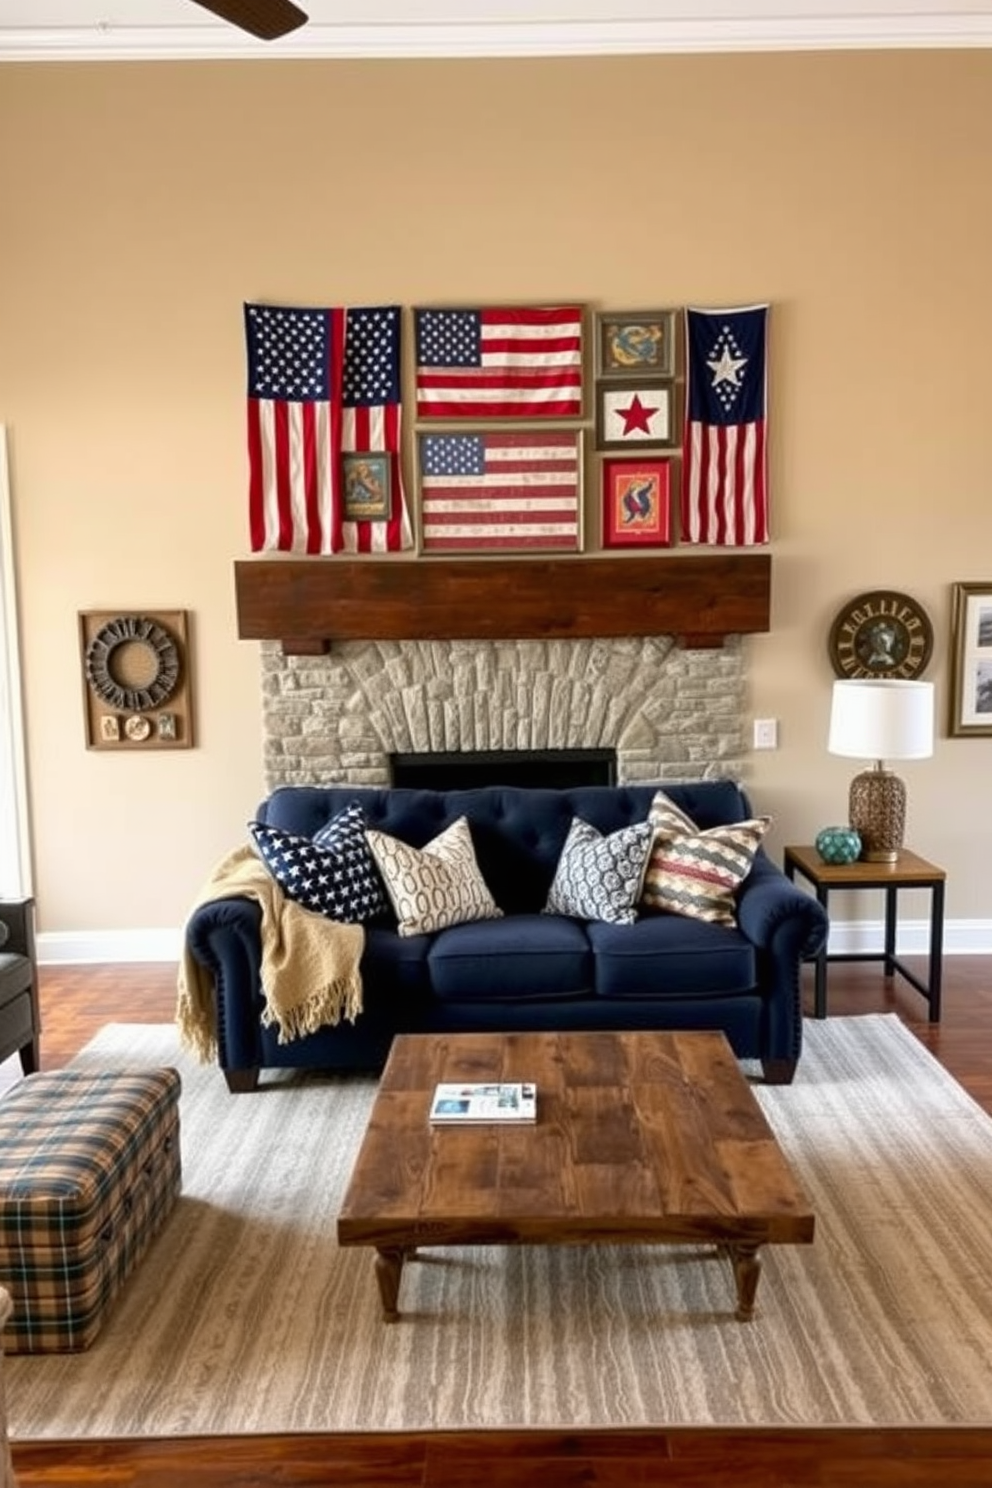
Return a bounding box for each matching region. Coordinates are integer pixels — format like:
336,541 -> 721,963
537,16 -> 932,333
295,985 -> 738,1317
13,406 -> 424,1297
336,1030 -> 814,1322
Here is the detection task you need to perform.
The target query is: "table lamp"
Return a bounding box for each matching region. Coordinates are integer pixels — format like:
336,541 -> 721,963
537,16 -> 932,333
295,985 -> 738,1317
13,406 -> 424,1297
827,679 -> 934,862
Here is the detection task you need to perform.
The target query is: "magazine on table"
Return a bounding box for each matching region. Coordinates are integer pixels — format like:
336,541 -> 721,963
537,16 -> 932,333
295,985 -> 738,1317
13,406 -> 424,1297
429,1081 -> 536,1124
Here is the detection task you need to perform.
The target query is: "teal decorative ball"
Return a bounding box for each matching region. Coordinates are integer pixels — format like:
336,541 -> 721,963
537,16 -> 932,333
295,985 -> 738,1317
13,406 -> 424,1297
815,826 -> 862,865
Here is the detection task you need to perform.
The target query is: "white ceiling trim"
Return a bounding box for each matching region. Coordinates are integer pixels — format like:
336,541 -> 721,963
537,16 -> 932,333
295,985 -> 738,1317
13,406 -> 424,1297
4,13 -> 992,61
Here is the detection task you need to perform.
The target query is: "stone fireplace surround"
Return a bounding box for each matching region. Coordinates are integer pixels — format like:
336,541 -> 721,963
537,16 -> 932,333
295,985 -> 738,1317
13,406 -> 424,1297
242,553 -> 767,792
261,635 -> 746,792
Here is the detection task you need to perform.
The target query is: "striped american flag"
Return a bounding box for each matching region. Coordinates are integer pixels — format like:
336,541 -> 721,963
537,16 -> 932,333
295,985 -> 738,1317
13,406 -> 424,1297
245,302 -> 413,554
419,431 -> 581,552
682,304 -> 769,546
414,306 -> 584,419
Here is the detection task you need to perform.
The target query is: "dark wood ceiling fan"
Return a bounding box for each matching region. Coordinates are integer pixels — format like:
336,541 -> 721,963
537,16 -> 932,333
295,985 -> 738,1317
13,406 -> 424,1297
191,0 -> 309,41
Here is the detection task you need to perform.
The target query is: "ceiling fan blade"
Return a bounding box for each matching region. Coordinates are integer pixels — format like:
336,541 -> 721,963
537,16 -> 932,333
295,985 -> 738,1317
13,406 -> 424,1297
191,0 -> 309,41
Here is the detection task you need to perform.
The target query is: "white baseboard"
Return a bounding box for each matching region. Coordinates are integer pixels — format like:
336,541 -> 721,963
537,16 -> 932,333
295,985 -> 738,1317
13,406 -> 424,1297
39,929 -> 184,965
826,919 -> 992,956
35,920 -> 992,965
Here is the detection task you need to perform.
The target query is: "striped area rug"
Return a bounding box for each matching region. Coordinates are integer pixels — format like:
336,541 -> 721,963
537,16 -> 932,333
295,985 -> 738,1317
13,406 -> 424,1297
6,1013 -> 992,1438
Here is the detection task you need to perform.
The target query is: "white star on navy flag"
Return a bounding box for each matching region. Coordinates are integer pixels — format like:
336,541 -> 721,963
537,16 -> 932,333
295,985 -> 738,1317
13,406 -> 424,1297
343,307 -> 400,407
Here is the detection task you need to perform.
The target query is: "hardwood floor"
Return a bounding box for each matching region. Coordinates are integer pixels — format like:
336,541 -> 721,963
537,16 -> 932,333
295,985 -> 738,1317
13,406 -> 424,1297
6,956 -> 992,1486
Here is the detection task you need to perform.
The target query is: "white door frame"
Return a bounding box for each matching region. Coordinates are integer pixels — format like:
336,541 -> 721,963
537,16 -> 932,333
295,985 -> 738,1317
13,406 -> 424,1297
0,426 -> 31,897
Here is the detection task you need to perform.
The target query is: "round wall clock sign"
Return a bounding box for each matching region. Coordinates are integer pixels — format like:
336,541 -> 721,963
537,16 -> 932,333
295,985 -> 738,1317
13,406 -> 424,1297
827,590 -> 934,681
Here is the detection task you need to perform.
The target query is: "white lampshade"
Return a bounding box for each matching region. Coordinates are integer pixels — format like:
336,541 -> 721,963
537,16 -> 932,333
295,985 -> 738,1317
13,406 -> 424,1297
828,680 -> 934,762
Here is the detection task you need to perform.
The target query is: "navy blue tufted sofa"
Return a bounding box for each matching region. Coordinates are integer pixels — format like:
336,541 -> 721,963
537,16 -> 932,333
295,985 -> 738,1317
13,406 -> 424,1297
184,781 -> 828,1092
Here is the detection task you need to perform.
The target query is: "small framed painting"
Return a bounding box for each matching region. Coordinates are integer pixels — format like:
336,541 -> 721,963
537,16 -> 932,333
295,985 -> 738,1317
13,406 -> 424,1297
596,309 -> 677,378
342,452 -> 392,522
601,458 -> 673,548
949,581 -> 992,736
596,380 -> 676,450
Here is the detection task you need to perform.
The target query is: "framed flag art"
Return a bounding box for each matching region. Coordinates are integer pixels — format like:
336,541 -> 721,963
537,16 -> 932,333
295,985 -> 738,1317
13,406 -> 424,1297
417,429 -> 583,554
414,305 -> 584,420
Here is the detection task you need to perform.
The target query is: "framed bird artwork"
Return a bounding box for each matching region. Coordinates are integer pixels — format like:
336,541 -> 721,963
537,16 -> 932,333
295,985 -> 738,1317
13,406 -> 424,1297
601,457 -> 675,548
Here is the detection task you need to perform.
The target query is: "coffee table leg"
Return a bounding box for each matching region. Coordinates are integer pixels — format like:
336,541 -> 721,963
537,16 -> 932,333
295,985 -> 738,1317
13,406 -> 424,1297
727,1243 -> 762,1320
374,1247 -> 406,1322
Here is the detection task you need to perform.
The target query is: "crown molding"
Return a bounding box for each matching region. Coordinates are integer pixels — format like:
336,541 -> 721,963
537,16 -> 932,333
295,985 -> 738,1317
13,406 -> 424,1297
3,13 -> 992,63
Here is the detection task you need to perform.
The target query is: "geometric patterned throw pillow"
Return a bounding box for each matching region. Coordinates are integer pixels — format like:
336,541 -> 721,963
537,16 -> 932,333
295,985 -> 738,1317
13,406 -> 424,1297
364,816 -> 503,938
640,816 -> 771,926
544,816 -> 653,926
249,802 -> 389,923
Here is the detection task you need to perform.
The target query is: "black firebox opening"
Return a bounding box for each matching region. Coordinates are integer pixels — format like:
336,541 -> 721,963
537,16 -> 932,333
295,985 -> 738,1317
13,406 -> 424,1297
389,748 -> 617,791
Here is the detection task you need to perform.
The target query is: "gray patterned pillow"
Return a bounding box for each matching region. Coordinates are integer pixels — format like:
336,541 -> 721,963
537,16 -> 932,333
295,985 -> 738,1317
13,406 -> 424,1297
544,817 -> 653,925
365,816 -> 503,938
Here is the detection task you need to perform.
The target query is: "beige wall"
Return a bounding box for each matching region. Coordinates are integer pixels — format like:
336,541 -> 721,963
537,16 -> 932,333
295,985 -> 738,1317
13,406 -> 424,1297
1,49 -> 990,942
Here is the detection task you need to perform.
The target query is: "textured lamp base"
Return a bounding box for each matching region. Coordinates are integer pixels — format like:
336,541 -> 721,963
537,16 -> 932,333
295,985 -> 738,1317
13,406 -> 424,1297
849,767 -> 906,862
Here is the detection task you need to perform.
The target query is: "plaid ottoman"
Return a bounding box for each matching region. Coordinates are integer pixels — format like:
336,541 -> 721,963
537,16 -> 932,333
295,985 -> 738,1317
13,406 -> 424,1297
0,1068 -> 181,1353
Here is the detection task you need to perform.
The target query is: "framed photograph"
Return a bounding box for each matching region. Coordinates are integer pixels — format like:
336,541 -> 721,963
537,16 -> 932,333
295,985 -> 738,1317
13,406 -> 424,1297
949,581 -> 992,736
417,428 -> 583,554
596,309 -> 677,378
601,458 -> 673,548
342,452 -> 392,522
596,380 -> 675,451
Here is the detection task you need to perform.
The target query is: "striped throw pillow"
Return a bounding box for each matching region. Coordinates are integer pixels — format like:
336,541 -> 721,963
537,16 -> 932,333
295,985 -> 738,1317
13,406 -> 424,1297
647,788 -> 699,839
640,817 -> 771,925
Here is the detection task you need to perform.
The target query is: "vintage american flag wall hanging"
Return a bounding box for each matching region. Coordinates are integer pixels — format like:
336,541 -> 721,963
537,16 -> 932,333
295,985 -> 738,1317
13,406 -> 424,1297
244,302 -> 413,553
418,431 -> 582,552
682,303 -> 769,546
414,305 -> 584,419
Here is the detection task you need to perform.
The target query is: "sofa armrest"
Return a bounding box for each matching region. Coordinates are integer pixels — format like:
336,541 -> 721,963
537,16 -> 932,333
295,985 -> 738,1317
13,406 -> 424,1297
185,898 -> 266,1076
735,853 -> 828,960
0,899 -> 36,962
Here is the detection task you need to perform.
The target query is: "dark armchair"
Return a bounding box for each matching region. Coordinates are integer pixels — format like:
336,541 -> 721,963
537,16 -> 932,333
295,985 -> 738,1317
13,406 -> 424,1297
0,898 -> 40,1075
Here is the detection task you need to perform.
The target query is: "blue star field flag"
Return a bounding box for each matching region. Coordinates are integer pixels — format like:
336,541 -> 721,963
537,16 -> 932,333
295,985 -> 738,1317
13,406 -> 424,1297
245,303 -> 412,553
682,304 -> 769,545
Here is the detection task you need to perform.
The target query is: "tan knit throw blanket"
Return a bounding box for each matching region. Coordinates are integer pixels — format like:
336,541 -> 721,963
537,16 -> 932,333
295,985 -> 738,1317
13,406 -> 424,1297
176,844 -> 364,1062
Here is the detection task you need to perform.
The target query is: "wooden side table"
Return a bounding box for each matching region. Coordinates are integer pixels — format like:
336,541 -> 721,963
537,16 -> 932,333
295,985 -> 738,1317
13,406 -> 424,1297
783,846 -> 946,1023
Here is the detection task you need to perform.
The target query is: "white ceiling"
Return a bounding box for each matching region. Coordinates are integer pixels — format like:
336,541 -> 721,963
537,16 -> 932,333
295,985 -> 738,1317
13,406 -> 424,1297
2,0 -> 992,61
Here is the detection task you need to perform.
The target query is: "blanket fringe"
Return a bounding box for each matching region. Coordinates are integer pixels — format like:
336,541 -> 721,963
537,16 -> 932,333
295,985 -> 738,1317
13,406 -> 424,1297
262,974 -> 364,1046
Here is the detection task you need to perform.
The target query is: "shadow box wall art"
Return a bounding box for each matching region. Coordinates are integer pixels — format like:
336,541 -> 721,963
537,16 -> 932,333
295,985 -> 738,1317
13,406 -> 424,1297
416,429 -> 584,554
601,457 -> 675,549
79,609 -> 194,750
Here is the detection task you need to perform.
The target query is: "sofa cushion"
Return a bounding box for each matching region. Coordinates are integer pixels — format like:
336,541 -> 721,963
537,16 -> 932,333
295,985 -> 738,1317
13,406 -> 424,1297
365,816 -> 503,938
427,914 -> 592,1002
588,915 -> 757,999
544,818 -> 653,925
248,806 -> 388,924
640,817 -> 771,926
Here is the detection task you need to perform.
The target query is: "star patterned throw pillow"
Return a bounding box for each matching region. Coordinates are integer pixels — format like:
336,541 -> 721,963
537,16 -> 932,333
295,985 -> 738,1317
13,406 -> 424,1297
544,817 -> 653,925
249,803 -> 389,924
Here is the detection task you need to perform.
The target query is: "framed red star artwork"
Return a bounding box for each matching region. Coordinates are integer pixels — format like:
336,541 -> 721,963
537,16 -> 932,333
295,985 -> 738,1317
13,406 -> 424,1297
595,380 -> 676,450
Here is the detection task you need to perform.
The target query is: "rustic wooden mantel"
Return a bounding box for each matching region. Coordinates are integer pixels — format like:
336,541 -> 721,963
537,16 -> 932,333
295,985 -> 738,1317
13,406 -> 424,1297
234,554 -> 771,655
